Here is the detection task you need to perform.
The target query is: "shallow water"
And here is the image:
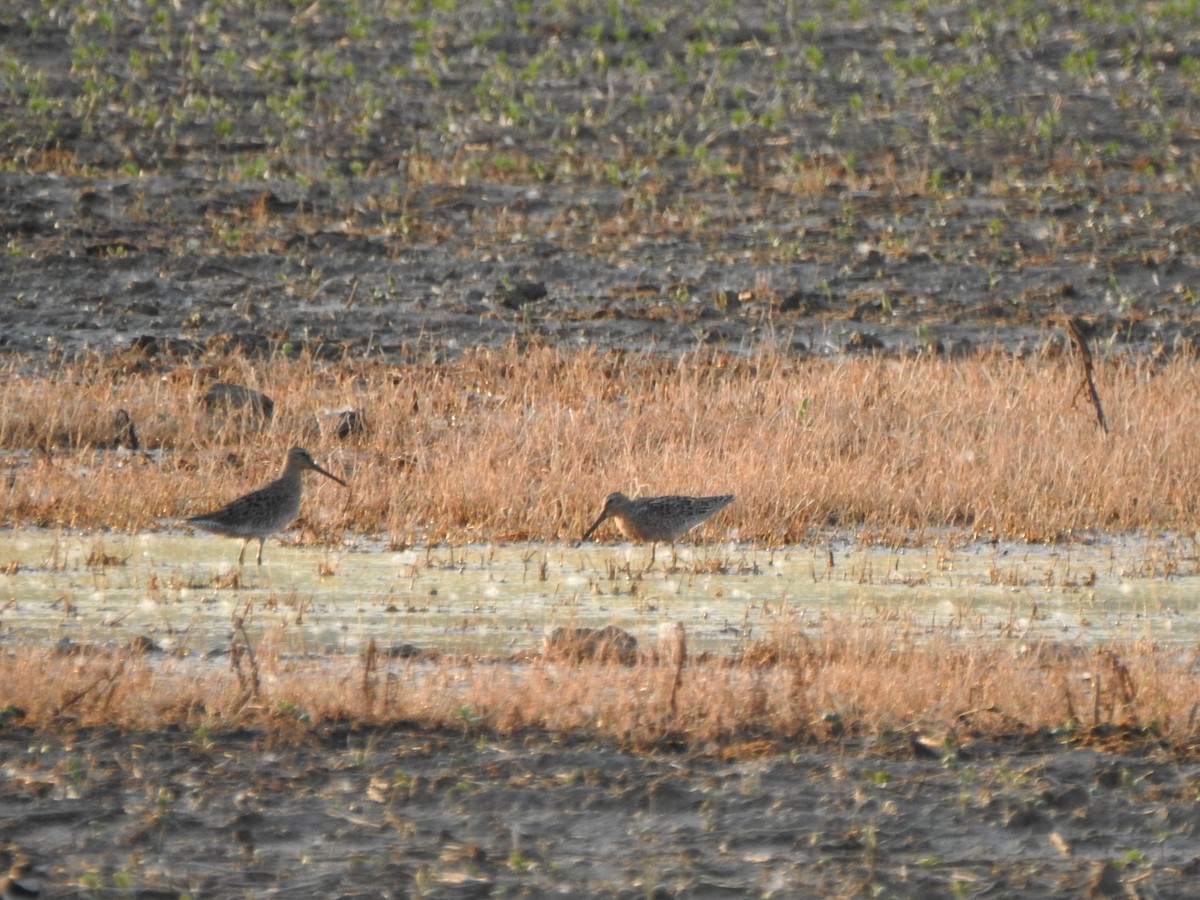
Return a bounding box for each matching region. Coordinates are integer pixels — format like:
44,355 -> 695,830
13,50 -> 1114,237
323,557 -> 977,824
1,528 -> 1198,656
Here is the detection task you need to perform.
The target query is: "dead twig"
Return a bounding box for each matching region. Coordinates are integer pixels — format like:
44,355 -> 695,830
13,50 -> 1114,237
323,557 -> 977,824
230,602 -> 261,706
361,638 -> 378,712
57,656 -> 128,716
1064,317 -> 1108,433
666,624 -> 687,715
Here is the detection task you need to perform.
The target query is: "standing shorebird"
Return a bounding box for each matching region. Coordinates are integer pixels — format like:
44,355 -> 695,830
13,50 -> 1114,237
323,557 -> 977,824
185,447 -> 346,565
581,492 -> 734,567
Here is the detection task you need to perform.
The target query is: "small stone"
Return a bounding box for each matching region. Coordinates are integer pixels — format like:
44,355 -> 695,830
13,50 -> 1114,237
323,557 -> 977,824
202,382 -> 274,420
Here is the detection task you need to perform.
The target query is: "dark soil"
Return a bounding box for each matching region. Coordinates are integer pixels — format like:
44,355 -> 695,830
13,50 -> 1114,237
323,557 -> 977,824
3,724 -> 1197,898
4,1 -> 1200,895
3,1 -> 1200,365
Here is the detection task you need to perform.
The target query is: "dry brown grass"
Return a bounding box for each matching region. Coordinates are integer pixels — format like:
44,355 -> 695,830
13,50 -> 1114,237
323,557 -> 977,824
1,343 -> 1198,545
2,616 -> 1195,754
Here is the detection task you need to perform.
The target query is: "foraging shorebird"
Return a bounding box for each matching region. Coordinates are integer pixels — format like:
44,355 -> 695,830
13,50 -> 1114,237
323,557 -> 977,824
581,492 -> 734,566
185,447 -> 346,565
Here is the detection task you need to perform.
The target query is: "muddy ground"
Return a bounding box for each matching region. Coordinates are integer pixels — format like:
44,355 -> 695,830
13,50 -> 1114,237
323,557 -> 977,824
3,723 -> 1199,898
4,2 -> 1200,365
4,0 -> 1200,896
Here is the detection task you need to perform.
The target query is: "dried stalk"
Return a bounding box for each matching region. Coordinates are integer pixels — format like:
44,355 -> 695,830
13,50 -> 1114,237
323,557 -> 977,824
1064,317 -> 1108,433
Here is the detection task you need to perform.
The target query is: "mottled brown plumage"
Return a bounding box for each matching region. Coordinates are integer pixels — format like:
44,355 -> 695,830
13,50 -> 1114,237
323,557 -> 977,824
581,491 -> 734,565
186,447 -> 345,565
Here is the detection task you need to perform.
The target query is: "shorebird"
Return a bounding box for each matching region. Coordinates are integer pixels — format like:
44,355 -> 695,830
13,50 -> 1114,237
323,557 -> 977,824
581,492 -> 734,566
185,447 -> 346,565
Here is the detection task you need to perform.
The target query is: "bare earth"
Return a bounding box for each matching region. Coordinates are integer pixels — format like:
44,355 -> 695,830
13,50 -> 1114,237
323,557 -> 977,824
4,724 -> 1198,898
4,0 -> 1200,896
5,3 -> 1200,365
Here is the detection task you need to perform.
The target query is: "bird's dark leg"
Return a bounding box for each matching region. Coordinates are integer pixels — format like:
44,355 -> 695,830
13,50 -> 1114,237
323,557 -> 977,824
639,542 -> 657,576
